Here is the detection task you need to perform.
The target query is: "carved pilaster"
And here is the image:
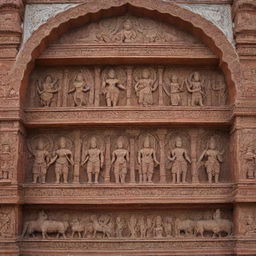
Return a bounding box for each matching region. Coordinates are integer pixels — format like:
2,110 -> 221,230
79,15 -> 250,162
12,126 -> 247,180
158,67 -> 164,106
62,69 -> 69,107
126,129 -> 140,184
157,129 -> 167,183
189,129 -> 199,183
73,130 -> 81,184
94,67 -> 101,107
126,66 -> 132,106
104,131 -> 114,183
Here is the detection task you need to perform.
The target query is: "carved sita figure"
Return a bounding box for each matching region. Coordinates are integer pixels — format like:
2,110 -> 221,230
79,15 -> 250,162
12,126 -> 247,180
198,137 -> 224,183
164,74 -> 183,106
111,137 -> 129,184
114,19 -> 137,43
138,136 -> 159,183
29,138 -> 50,184
0,143 -> 12,181
102,69 -> 126,107
169,137 -> 191,184
186,72 -> 204,106
49,137 -> 74,184
81,137 -> 104,184
244,146 -> 256,179
68,71 -> 90,106
134,68 -> 158,106
37,75 -> 59,107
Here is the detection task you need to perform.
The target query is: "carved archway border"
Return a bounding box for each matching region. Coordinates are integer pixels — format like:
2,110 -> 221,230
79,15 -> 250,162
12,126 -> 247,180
12,0 -> 240,105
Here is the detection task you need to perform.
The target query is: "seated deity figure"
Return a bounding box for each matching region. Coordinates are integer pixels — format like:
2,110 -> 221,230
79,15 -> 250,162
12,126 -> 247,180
198,137 -> 224,183
244,146 -> 256,179
0,143 -> 12,181
29,139 -> 50,184
138,136 -> 159,183
164,74 -> 183,106
111,137 -> 129,184
168,137 -> 191,184
134,69 -> 158,106
37,75 -> 59,107
49,137 -> 74,184
114,19 -> 137,43
68,71 -> 90,107
81,137 -> 104,184
102,69 -> 126,107
186,72 -> 204,107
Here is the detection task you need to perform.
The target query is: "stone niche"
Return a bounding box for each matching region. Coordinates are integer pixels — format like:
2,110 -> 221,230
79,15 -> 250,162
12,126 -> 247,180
24,127 -> 230,185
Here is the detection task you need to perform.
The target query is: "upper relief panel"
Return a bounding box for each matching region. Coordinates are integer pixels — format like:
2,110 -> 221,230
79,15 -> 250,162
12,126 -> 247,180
55,15 -> 200,45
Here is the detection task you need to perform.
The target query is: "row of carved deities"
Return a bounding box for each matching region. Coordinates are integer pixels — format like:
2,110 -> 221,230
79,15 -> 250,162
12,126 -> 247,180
25,132 -> 225,184
21,209 -> 232,239
30,67 -> 226,108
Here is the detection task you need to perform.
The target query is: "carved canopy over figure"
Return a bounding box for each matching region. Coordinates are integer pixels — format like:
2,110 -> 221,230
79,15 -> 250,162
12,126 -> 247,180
48,137 -> 74,184
102,68 -> 126,107
186,72 -> 205,107
138,136 -> 159,183
134,68 -> 158,106
111,137 -> 129,184
81,137 -> 104,184
198,137 -> 224,183
37,75 -> 59,107
164,74 -> 184,106
68,71 -> 90,107
168,136 -> 191,184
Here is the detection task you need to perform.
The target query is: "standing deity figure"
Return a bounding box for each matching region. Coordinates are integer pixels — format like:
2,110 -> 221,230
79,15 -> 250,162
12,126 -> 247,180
68,71 -> 90,106
244,146 -> 256,179
168,137 -> 191,184
111,137 -> 129,184
116,216 -> 125,238
37,75 -> 59,107
49,137 -> 74,184
138,136 -> 159,183
128,215 -> 138,239
81,137 -> 104,184
186,72 -> 204,106
211,75 -> 226,106
102,69 -> 126,107
138,216 -> 146,238
0,144 -> 12,181
29,139 -> 50,184
134,69 -> 158,106
0,211 -> 11,237
114,19 -> 137,43
198,137 -> 224,183
154,216 -> 164,238
146,217 -> 154,238
164,74 -> 183,106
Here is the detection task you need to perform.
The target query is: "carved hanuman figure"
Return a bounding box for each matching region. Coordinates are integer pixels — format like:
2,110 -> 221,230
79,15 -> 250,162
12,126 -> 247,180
169,137 -> 191,184
49,137 -> 74,184
186,72 -> 204,107
68,71 -> 90,106
29,139 -> 50,184
102,69 -> 126,107
81,137 -> 104,184
37,75 -> 59,107
198,137 -> 224,183
111,137 -> 129,184
138,136 -> 159,183
135,69 -> 158,106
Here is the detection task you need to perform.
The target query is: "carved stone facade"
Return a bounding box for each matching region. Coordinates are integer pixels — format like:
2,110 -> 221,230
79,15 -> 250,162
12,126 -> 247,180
0,0 -> 255,255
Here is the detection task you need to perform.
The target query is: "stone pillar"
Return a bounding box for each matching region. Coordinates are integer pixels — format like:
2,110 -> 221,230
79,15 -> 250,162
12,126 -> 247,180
156,129 -> 167,183
189,129 -> 199,183
88,70 -> 94,106
126,66 -> 133,106
61,69 -> 69,107
73,130 -> 81,184
94,67 -> 101,107
127,129 -> 140,184
158,67 -> 164,106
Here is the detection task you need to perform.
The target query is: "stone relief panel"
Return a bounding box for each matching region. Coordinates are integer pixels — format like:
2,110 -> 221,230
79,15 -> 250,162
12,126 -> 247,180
24,128 -> 230,185
21,206 -> 233,240
55,15 -> 200,45
27,65 -> 227,108
0,206 -> 16,239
